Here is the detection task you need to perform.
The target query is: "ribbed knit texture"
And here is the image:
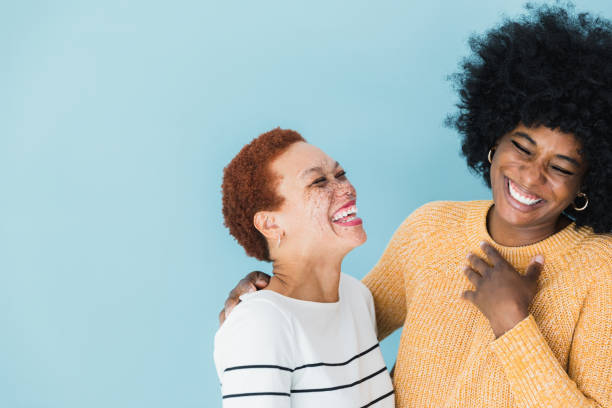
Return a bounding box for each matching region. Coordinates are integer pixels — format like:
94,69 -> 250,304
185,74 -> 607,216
363,200 -> 612,407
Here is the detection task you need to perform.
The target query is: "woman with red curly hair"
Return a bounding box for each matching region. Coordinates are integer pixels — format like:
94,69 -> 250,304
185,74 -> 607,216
214,128 -> 394,407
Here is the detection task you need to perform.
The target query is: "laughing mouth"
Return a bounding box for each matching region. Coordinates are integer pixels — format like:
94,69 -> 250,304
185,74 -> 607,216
507,178 -> 543,206
331,203 -> 358,223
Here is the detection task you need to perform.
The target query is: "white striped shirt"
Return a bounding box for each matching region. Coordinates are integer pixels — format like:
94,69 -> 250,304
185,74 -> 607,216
214,273 -> 394,407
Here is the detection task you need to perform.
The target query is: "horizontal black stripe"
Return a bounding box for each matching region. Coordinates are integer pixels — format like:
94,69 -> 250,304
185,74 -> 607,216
223,391 -> 290,399
291,366 -> 388,393
361,389 -> 394,408
224,364 -> 292,373
224,343 -> 380,373
294,343 -> 380,371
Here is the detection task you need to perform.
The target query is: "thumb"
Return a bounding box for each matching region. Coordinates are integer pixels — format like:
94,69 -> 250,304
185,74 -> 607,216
526,255 -> 544,281
251,271 -> 271,289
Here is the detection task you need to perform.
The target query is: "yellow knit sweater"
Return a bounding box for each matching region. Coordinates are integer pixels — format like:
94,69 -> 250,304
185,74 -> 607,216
362,200 -> 612,408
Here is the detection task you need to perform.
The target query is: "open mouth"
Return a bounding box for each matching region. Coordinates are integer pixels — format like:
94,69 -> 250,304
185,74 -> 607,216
331,200 -> 362,225
506,177 -> 544,207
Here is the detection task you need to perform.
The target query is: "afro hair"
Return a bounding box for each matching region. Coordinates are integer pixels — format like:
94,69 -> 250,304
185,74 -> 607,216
448,2 -> 612,233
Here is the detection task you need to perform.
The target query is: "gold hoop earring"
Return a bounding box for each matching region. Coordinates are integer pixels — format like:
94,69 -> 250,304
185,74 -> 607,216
573,192 -> 589,212
487,149 -> 495,164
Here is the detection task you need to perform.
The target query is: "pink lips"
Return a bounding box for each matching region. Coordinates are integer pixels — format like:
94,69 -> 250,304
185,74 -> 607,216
336,217 -> 363,226
331,199 -> 363,226
332,199 -> 356,216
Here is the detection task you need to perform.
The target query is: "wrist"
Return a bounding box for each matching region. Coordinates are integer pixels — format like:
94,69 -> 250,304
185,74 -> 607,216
491,306 -> 529,338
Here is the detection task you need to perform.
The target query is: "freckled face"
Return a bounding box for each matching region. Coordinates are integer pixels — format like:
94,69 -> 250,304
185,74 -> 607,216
270,142 -> 366,256
490,124 -> 586,228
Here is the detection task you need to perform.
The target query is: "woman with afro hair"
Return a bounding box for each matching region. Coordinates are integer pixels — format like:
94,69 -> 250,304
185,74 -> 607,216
221,3 -> 612,407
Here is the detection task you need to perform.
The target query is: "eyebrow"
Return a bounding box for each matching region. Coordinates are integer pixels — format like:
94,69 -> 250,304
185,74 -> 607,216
300,161 -> 340,178
513,131 -> 537,146
513,131 -> 581,167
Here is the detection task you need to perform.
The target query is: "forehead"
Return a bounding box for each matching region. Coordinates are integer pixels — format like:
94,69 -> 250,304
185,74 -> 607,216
271,142 -> 335,176
509,124 -> 582,152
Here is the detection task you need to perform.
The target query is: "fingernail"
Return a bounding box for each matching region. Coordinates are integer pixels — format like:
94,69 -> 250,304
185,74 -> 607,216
534,255 -> 544,264
479,241 -> 487,247
248,286 -> 256,293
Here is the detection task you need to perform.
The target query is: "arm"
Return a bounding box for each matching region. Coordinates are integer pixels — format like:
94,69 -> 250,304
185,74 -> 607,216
214,300 -> 294,408
489,272 -> 612,407
362,216 -> 413,341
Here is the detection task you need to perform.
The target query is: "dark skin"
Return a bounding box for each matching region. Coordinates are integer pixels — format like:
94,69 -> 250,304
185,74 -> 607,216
462,124 -> 586,337
220,124 -> 587,340
463,242 -> 543,338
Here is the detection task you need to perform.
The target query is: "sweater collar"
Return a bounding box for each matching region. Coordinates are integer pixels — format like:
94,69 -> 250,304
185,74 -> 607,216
465,200 -> 591,271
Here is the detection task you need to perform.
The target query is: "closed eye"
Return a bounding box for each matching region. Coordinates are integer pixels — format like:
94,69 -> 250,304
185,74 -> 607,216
552,166 -> 574,176
312,177 -> 327,185
511,140 -> 531,155
335,170 -> 346,179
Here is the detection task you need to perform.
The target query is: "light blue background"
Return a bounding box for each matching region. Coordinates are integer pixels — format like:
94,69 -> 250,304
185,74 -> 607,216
3,1 -> 611,407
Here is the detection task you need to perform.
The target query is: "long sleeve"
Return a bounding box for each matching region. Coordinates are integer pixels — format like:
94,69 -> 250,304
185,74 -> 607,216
214,299 -> 294,408
490,274 -> 612,408
362,215 -> 415,341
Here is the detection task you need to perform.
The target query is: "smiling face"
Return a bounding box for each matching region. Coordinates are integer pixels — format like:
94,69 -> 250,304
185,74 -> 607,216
490,123 -> 586,230
266,142 -> 366,259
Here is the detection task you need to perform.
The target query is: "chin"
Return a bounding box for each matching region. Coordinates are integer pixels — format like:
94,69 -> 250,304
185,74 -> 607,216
341,228 -> 368,253
492,188 -> 560,230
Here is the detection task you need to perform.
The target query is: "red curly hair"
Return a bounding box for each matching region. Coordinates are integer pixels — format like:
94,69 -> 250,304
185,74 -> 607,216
222,128 -> 305,261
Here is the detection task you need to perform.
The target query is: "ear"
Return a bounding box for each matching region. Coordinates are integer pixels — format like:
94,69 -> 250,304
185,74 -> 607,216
253,211 -> 282,241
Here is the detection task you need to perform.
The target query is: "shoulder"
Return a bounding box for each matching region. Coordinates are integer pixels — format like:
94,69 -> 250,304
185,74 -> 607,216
340,273 -> 377,328
216,294 -> 293,344
576,233 -> 612,312
576,230 -> 612,279
341,273 -> 374,304
341,272 -> 368,291
396,200 -> 486,235
213,294 -> 296,394
554,228 -> 612,301
214,294 -> 295,372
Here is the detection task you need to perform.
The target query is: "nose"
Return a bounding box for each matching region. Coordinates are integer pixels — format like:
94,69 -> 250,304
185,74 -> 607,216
519,160 -> 547,187
335,180 -> 356,199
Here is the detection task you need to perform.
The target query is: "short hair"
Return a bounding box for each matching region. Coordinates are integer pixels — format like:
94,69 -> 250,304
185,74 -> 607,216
222,128 -> 305,261
448,3 -> 612,233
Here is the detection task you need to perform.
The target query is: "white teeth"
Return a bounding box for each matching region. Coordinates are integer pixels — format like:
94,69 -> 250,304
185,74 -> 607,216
332,205 -> 357,222
508,180 -> 542,206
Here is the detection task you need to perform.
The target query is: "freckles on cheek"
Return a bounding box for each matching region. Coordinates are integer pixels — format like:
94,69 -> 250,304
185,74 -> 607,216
303,188 -> 333,233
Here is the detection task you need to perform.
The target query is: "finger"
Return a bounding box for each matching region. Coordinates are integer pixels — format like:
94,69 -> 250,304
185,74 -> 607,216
463,266 -> 482,287
224,293 -> 243,317
219,308 -> 226,326
247,271 -> 271,289
467,253 -> 490,274
234,277 -> 258,298
525,255 -> 544,281
461,290 -> 477,303
223,301 -> 239,321
480,241 -> 506,266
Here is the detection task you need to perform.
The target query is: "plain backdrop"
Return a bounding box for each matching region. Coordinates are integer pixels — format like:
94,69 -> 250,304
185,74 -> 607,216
3,0 -> 612,407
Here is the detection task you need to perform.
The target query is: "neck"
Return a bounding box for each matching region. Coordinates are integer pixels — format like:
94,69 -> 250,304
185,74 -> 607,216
266,253 -> 343,303
487,205 -> 571,247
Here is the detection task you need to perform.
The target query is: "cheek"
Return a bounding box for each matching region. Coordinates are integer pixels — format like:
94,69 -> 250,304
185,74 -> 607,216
302,188 -> 333,232
490,162 -> 504,190
550,179 -> 581,204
